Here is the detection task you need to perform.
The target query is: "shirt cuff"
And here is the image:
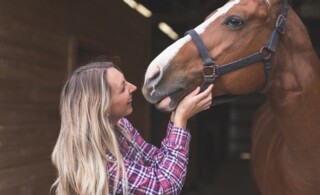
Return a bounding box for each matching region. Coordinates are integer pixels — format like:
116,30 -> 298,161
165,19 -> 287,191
167,126 -> 191,149
166,121 -> 174,137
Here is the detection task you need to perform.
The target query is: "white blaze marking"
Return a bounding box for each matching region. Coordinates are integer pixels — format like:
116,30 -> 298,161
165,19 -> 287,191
144,0 -> 240,87
194,0 -> 240,34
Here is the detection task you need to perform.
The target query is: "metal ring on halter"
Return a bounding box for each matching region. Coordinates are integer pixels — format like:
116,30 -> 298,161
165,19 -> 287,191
260,47 -> 272,61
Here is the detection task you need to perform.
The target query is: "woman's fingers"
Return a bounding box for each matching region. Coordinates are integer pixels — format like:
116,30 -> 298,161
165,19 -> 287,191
173,84 -> 214,128
192,85 -> 213,106
198,84 -> 213,99
185,86 -> 200,98
196,84 -> 214,111
177,84 -> 214,113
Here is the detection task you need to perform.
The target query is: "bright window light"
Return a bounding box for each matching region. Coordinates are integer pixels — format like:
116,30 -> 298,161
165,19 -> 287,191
123,0 -> 137,8
136,4 -> 152,17
123,0 -> 152,18
240,152 -> 251,160
158,22 -> 179,40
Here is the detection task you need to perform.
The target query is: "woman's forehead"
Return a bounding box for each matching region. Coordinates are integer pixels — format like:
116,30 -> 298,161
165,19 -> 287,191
107,67 -> 125,89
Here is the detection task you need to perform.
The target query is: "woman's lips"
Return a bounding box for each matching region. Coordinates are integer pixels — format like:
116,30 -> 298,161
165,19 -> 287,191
128,98 -> 132,105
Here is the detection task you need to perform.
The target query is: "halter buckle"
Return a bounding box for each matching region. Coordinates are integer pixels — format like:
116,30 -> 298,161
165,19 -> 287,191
203,65 -> 217,79
276,15 -> 287,34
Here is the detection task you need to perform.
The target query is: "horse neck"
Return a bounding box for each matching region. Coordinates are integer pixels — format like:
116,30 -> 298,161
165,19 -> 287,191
266,7 -> 320,106
263,7 -> 320,151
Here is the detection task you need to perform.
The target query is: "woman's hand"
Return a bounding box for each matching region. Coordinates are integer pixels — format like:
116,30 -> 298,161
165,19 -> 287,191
171,84 -> 213,129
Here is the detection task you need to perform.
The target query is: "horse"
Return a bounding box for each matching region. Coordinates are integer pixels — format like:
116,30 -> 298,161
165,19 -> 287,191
142,0 -> 320,194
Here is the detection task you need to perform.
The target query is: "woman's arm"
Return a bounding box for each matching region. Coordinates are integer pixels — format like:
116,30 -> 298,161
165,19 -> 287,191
119,118 -> 176,165
108,125 -> 191,194
110,85 -> 213,194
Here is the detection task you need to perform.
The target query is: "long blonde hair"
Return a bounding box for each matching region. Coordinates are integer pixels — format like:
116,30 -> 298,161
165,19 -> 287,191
51,61 -> 130,195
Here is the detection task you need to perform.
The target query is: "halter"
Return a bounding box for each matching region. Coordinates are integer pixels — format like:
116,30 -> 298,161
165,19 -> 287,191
185,0 -> 289,104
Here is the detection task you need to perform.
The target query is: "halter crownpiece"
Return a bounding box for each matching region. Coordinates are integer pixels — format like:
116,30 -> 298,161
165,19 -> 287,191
185,0 -> 289,101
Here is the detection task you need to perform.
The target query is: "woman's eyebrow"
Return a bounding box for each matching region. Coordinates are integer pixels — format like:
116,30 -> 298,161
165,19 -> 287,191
118,80 -> 126,92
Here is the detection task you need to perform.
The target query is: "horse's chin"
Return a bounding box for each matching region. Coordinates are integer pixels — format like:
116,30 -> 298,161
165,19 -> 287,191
157,87 -> 187,112
155,96 -> 176,112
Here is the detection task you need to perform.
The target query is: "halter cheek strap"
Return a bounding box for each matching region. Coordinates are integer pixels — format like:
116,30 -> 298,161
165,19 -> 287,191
185,0 -> 289,96
185,29 -> 216,93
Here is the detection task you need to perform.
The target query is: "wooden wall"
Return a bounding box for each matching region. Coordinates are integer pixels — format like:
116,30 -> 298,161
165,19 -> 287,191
0,0 -> 151,194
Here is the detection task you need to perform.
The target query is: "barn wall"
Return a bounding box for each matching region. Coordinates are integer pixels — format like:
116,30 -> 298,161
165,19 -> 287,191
0,0 -> 151,194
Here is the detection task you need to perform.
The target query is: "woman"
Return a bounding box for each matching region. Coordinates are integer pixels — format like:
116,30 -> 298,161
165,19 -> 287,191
51,60 -> 213,195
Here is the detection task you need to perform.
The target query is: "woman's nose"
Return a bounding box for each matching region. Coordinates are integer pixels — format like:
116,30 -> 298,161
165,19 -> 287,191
129,82 -> 137,92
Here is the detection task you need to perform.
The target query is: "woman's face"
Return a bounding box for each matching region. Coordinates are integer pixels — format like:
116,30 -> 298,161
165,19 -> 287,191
107,67 -> 137,124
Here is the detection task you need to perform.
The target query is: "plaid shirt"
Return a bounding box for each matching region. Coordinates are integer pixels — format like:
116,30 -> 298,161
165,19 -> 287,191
107,117 -> 191,195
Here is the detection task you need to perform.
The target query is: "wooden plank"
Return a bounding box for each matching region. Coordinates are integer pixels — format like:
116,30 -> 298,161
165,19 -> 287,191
0,160 -> 55,191
0,15 -> 68,57
0,38 -> 67,70
0,57 -> 66,89
0,124 -> 59,146
0,176 -> 54,195
0,124 -> 59,169
0,82 -> 60,104
0,41 -> 67,69
0,104 -> 59,125
0,140 -> 56,170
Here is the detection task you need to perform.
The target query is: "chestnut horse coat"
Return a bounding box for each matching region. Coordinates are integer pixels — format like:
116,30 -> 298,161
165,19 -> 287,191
142,1 -> 320,194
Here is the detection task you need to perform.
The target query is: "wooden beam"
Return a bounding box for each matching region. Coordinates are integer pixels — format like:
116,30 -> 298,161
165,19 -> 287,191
151,0 -> 222,25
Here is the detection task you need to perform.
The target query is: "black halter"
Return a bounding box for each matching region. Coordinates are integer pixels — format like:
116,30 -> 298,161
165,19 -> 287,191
185,0 -> 289,104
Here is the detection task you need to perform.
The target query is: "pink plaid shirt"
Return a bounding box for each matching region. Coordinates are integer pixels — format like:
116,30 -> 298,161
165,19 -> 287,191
107,117 -> 191,194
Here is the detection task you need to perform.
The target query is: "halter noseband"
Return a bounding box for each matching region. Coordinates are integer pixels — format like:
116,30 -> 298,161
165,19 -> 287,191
185,0 -> 289,102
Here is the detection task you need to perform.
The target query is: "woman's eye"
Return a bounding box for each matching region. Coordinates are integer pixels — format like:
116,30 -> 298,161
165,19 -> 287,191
121,82 -> 127,93
225,16 -> 245,28
121,86 -> 126,93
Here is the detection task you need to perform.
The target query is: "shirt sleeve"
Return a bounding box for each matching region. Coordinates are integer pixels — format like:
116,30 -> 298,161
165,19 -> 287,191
120,118 -> 177,165
108,118 -> 191,195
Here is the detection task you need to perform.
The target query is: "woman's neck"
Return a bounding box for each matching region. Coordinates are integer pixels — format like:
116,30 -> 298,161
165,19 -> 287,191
109,116 -> 120,127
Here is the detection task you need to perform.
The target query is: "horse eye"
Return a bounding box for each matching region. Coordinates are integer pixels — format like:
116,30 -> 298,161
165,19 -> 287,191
225,16 -> 244,28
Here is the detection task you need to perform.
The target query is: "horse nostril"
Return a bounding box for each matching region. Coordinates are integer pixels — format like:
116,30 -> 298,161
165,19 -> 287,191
144,66 -> 163,98
148,66 -> 161,81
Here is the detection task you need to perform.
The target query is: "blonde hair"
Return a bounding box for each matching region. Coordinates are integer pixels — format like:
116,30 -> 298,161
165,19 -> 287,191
51,61 -> 130,195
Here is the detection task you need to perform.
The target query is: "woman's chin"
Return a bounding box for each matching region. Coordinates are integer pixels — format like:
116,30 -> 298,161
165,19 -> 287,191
126,105 -> 133,115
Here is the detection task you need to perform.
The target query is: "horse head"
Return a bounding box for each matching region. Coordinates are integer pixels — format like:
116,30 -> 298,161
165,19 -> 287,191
143,0 -> 286,111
